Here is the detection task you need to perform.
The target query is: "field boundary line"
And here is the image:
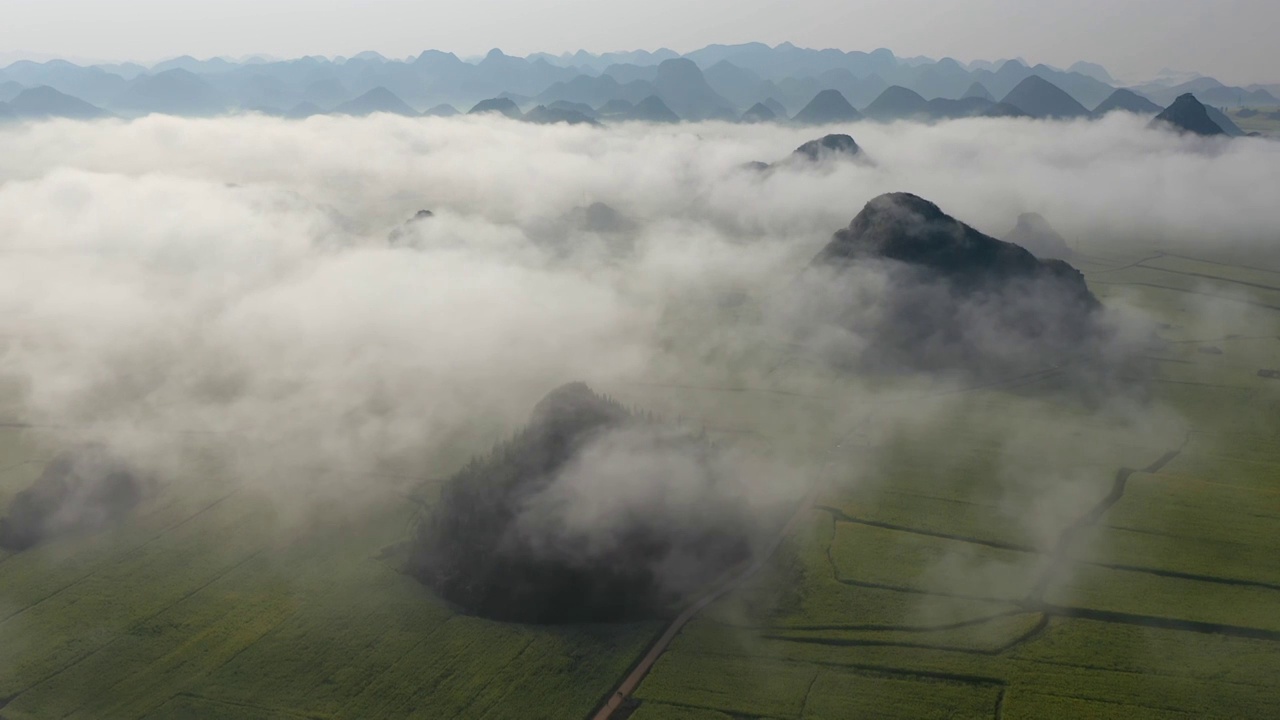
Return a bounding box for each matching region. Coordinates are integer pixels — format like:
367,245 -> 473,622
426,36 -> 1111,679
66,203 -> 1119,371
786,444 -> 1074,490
168,692 -> 326,720
823,535 -> 1017,604
815,505 -> 1038,553
646,648 -> 1010,687
1012,655 -> 1280,689
1164,334 -> 1279,345
1008,690 -> 1207,719
458,636 -> 537,718
589,364 -> 1120,720
624,697 -> 793,720
1086,253 -> 1166,274
1027,437 -> 1189,605
7,548 -> 268,712
829,576 -> 1006,602
332,615 -> 464,718
589,476 -> 826,720
797,670 -> 821,718
1081,562 -> 1280,592
1158,251 -> 1280,276
995,613 -> 1050,655
1133,263 -> 1280,293
1143,377 -> 1258,391
1090,281 -> 1280,311
1037,605 -> 1280,641
760,613 -> 1048,657
705,609 -> 1025,634
77,592 -> 298,720
0,490 -> 241,627
1144,471 -> 1280,496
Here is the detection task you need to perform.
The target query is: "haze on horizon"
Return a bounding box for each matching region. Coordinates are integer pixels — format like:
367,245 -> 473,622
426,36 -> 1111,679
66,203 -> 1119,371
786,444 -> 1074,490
2,0 -> 1277,85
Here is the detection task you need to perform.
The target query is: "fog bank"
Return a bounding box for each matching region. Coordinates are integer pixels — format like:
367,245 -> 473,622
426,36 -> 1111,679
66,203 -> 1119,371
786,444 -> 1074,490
0,112 -> 1275,513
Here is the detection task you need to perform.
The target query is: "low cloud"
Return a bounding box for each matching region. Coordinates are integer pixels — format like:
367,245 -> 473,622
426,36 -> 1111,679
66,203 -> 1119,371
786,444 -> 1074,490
0,112 -> 1275,540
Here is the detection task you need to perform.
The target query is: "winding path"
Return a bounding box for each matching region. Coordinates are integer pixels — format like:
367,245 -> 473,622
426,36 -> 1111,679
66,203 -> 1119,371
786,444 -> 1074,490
590,451 -> 833,720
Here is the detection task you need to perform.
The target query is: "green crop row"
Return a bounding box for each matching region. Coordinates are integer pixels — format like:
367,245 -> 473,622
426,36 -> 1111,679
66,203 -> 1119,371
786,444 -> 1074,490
1044,563 -> 1280,632
635,652 -> 819,718
701,511 -> 1018,631
1011,618 -> 1280,687
827,521 -> 1047,603
763,612 -> 1044,654
1100,472 -> 1280,551
801,668 -> 998,720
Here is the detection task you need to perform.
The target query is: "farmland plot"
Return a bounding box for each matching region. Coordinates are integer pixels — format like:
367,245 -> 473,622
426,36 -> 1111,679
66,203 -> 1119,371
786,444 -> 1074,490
628,253 -> 1280,718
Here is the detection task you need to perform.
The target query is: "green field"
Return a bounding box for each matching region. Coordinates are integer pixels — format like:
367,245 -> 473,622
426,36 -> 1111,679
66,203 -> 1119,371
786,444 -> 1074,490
630,245 -> 1280,719
2,242 -> 1280,718
0,429 -> 660,719
1228,108 -> 1280,137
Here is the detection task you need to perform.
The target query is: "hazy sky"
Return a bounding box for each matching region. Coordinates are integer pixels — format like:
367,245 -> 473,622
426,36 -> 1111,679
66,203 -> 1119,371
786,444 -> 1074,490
2,0 -> 1276,84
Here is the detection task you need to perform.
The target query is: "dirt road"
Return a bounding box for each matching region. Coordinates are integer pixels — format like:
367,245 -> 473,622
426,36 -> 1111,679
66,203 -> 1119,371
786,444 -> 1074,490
589,454 -> 834,720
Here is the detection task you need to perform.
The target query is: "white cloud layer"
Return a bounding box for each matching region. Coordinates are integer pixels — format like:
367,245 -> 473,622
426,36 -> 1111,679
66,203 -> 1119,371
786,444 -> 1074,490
0,113 -> 1275,508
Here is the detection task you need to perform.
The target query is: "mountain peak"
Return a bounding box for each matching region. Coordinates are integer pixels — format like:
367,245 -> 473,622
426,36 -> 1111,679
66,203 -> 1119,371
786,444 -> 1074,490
792,89 -> 862,124
333,86 -> 417,117
817,193 -> 1077,283
1093,88 -> 1160,116
8,85 -> 108,119
809,192 -> 1101,376
741,102 -> 777,123
623,95 -> 680,123
1001,75 -> 1090,119
655,57 -> 701,81
961,82 -> 995,102
1068,60 -> 1115,84
865,86 -> 929,121
1150,93 -> 1226,136
791,134 -> 862,162
1004,212 -> 1072,260
468,96 -> 522,118
652,58 -> 735,121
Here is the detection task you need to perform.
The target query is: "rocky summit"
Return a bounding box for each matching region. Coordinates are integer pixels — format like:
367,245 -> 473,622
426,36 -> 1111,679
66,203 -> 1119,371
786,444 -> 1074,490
791,134 -> 862,162
808,193 -> 1102,376
1150,93 -> 1226,136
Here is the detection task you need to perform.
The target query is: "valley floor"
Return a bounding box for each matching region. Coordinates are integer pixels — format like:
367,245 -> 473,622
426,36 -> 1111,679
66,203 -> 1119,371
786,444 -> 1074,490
629,245 -> 1280,719
1,243 -> 1278,719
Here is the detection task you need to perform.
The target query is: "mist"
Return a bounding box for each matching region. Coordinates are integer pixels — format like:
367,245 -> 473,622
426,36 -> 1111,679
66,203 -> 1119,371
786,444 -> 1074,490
1,112 -> 1277,553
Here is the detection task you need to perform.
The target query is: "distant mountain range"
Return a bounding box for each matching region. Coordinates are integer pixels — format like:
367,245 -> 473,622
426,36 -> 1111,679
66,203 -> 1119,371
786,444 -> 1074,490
1,43 -> 1275,124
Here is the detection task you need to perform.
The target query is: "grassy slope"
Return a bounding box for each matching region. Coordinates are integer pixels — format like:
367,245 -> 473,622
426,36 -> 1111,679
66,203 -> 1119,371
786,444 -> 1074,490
633,245 -> 1280,718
